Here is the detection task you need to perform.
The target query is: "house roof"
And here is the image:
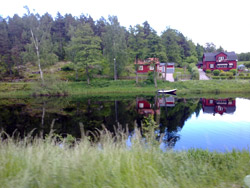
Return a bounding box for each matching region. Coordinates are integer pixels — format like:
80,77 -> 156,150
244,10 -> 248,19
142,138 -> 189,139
135,58 -> 160,65
160,62 -> 175,66
203,52 -> 237,61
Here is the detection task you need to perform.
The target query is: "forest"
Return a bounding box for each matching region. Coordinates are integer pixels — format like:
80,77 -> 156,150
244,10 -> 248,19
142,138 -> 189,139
0,9 -> 249,81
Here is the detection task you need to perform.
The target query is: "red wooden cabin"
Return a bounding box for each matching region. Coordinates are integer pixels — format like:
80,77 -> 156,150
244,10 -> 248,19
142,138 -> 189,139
135,58 -> 160,73
202,52 -> 237,71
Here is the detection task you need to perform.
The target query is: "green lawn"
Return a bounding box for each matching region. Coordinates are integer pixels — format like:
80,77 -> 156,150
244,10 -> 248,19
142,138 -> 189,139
1,79 -> 250,98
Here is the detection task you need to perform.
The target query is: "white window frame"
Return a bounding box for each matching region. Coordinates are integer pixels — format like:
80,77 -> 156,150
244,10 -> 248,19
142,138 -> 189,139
149,65 -> 154,70
139,66 -> 143,71
139,103 -> 144,108
210,64 -> 214,68
218,56 -> 225,61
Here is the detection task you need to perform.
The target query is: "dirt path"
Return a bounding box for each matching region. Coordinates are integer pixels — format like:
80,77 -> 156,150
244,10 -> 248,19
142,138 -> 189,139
198,69 -> 210,80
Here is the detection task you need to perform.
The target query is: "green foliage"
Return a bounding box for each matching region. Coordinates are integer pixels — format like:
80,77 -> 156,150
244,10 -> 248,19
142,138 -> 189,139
102,16 -> 128,79
61,63 -> 74,71
220,71 -> 233,77
229,69 -> 237,75
185,55 -> 198,64
187,63 -> 196,72
244,62 -> 250,68
191,66 -> 199,80
144,72 -> 154,85
206,69 -> 211,73
213,69 -> 220,76
32,75 -> 68,96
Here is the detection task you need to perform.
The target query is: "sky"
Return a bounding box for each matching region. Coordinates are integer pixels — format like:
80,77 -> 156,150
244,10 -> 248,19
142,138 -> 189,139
1,0 -> 250,53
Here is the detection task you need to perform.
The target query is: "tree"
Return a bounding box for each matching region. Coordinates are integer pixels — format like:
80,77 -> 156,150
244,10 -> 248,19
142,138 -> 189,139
0,17 -> 11,75
67,23 -> 102,84
51,12 -> 67,61
204,42 -> 216,52
23,7 -> 58,84
102,16 -> 127,80
196,43 -> 204,61
216,46 -> 224,52
127,25 -> 147,84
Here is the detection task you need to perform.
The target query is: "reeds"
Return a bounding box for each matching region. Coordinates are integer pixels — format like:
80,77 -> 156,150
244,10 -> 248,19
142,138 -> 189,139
0,128 -> 249,188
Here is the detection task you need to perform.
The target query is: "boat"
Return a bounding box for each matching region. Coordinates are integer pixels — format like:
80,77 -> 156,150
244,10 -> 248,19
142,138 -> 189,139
157,89 -> 177,95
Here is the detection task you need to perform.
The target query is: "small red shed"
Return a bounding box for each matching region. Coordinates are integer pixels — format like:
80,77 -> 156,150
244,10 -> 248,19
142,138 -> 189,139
135,58 -> 160,73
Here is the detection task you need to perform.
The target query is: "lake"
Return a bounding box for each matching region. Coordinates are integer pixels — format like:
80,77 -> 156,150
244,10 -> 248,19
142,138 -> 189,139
0,96 -> 250,151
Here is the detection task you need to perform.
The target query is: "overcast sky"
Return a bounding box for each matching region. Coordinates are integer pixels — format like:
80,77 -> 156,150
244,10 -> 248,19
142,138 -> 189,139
1,0 -> 249,53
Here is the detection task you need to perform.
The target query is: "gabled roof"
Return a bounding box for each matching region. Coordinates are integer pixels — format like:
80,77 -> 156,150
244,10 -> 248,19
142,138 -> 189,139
203,52 -> 237,61
135,58 -> 160,65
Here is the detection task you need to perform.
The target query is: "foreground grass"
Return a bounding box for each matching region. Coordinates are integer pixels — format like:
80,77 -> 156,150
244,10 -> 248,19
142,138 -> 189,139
0,131 -> 250,188
0,79 -> 250,97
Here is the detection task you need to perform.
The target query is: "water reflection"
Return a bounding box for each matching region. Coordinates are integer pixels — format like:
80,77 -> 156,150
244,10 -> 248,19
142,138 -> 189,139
202,98 -> 236,115
2,96 -> 250,151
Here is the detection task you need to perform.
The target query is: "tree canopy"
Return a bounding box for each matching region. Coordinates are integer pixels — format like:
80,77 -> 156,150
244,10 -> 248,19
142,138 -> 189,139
0,9 -> 239,80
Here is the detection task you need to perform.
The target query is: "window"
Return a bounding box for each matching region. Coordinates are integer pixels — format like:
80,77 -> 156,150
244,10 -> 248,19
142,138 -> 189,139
139,66 -> 143,71
139,103 -> 144,108
210,64 -> 214,68
150,65 -> 154,70
218,56 -> 225,61
216,64 -> 228,68
229,63 -> 233,68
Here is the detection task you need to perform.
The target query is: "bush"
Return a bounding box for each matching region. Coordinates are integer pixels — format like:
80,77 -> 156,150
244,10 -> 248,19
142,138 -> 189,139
239,73 -> 245,76
191,67 -> 199,80
239,76 -> 250,79
211,76 -> 220,79
220,72 -> 225,76
144,72 -> 154,85
206,70 -> 211,74
188,63 -> 196,72
213,70 -> 220,76
61,63 -> 74,71
229,69 -> 237,75
221,72 -> 233,77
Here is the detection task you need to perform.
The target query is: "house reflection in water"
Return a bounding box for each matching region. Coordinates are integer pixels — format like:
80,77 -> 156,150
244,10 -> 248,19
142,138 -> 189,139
136,96 -> 175,116
136,98 -> 160,116
202,98 -> 236,115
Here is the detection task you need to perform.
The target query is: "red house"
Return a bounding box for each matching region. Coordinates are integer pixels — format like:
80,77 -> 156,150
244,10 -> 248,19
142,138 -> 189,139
135,58 -> 160,73
202,52 -> 237,71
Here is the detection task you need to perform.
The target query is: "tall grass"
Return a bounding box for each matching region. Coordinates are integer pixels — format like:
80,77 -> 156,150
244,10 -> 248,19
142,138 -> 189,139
0,129 -> 250,188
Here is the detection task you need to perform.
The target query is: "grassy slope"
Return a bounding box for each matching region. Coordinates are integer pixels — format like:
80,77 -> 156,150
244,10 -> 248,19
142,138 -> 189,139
1,79 -> 250,98
0,132 -> 249,188
1,62 -> 250,97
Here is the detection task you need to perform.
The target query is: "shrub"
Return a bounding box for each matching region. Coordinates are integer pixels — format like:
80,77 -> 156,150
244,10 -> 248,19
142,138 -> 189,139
245,62 -> 250,68
229,69 -> 237,75
211,76 -> 220,79
191,67 -> 199,80
206,70 -> 211,74
239,73 -> 245,76
61,63 -> 74,71
188,63 -> 196,72
220,72 -> 225,76
144,72 -> 154,85
213,70 -> 220,76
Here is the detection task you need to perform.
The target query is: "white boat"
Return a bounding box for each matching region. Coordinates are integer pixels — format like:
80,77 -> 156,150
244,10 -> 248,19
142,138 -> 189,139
157,89 -> 177,95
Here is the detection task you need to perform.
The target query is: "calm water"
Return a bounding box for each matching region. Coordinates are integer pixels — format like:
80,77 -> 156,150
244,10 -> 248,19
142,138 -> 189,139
0,96 -> 250,151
